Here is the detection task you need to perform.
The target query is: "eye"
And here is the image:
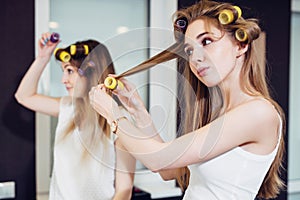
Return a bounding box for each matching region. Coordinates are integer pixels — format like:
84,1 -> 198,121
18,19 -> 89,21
67,68 -> 74,74
184,47 -> 194,57
202,38 -> 212,46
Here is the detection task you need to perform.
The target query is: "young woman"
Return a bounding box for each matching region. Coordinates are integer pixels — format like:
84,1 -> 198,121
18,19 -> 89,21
90,0 -> 285,199
15,32 -> 135,200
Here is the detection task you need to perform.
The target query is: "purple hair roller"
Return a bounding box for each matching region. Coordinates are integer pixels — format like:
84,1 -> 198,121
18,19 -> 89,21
87,61 -> 95,67
176,19 -> 187,29
50,32 -> 60,43
78,68 -> 85,76
175,17 -> 188,33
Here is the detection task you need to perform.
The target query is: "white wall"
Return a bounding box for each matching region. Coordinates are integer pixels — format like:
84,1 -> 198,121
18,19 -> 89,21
35,0 -> 178,198
289,0 -> 300,199
149,0 -> 178,142
35,0 -> 51,194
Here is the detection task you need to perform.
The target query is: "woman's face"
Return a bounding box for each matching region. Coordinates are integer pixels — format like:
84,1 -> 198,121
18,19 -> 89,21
184,19 -> 241,87
61,63 -> 88,97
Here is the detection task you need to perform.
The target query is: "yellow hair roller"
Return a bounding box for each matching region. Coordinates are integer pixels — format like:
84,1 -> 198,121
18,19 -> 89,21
235,28 -> 248,42
83,45 -> 89,55
233,6 -> 242,19
59,51 -> 71,62
218,6 -> 242,25
53,48 -> 60,56
70,45 -> 76,55
219,9 -> 234,25
104,77 -> 124,90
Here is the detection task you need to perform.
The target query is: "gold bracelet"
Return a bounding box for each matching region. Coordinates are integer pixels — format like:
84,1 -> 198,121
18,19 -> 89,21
111,116 -> 127,134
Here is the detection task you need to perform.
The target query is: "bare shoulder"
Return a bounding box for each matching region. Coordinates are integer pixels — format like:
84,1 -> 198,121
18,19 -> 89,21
236,98 -> 280,149
240,98 -> 279,123
60,96 -> 71,104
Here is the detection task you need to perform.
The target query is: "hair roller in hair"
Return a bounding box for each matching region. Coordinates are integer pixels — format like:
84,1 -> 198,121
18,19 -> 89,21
175,17 -> 188,33
104,77 -> 124,90
78,68 -> 85,76
218,6 -> 242,25
83,45 -> 89,55
58,51 -> 71,62
54,48 -> 60,56
87,61 -> 95,67
50,32 -> 60,43
235,28 -> 248,43
70,45 -> 76,55
54,48 -> 71,62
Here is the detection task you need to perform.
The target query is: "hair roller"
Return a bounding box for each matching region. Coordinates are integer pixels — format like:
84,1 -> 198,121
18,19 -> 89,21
70,45 -> 76,55
175,17 -> 188,33
87,61 -> 95,67
77,68 -> 85,76
50,32 -> 60,43
59,51 -> 71,62
53,48 -> 60,57
83,45 -> 89,55
54,48 -> 71,62
235,28 -> 248,43
104,77 -> 124,90
174,17 -> 188,42
77,61 -> 96,77
218,5 -> 242,25
104,77 -> 118,90
233,6 -> 242,18
68,44 -> 89,58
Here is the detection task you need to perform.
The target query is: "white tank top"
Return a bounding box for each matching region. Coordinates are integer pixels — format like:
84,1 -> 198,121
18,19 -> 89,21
49,97 -> 116,200
183,115 -> 282,200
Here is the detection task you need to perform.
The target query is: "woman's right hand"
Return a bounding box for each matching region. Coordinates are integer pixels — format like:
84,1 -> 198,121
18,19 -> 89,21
112,77 -> 152,128
37,32 -> 59,59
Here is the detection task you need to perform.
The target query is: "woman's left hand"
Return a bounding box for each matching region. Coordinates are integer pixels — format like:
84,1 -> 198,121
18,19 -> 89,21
89,84 -> 122,124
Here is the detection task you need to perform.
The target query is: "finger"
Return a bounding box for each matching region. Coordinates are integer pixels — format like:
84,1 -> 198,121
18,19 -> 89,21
96,84 -> 108,94
98,84 -> 105,90
41,33 -> 51,46
89,86 -> 97,98
111,79 -> 127,93
119,78 -> 136,91
39,38 -> 46,47
90,85 -> 97,92
108,74 -> 117,78
113,85 -> 128,96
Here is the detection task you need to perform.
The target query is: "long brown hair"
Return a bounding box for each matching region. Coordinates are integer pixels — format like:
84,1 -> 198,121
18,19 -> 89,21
174,0 -> 285,198
55,40 -> 115,148
112,0 -> 286,198
93,0 -> 285,197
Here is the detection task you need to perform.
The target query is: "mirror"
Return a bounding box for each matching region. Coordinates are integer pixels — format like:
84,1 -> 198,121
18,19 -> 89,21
35,0 -> 179,199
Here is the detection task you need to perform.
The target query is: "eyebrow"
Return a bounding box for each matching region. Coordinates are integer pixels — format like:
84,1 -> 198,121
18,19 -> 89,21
184,31 -> 210,47
196,31 -> 210,39
62,64 -> 72,69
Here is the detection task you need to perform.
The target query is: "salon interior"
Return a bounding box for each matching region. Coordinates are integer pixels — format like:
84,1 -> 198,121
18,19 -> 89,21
0,0 -> 299,199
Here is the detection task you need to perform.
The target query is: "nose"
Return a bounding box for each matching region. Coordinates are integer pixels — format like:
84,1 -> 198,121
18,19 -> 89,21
190,47 -> 204,64
61,73 -> 68,84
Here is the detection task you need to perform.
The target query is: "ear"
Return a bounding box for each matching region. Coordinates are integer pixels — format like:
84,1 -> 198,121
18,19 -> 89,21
236,43 -> 248,58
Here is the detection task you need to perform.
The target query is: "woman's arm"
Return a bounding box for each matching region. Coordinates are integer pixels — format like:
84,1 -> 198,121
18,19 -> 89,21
113,99 -> 279,171
113,139 -> 136,200
117,100 -> 279,171
15,32 -> 61,117
112,79 -> 182,180
90,86 -> 279,171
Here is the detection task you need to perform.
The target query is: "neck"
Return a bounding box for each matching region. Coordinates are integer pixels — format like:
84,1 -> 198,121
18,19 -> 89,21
218,55 -> 252,112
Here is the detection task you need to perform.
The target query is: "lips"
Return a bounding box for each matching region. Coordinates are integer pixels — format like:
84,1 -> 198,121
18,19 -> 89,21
66,86 -> 72,91
197,67 -> 209,77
